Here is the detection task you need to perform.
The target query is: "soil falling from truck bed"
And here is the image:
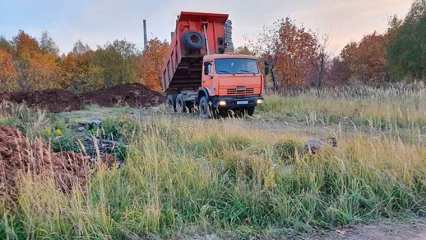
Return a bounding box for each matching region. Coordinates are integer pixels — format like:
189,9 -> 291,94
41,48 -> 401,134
0,83 -> 165,113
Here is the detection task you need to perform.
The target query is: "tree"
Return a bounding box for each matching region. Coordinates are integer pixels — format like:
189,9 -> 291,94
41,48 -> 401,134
325,57 -> 351,85
259,18 -> 322,88
0,49 -> 17,91
340,32 -> 388,83
62,42 -> 103,93
405,0 -> 426,23
12,31 -> 62,91
136,39 -> 170,91
62,52 -> 103,93
40,32 -> 59,55
93,40 -> 138,88
0,37 -> 14,53
72,41 -> 91,55
387,0 -> 426,80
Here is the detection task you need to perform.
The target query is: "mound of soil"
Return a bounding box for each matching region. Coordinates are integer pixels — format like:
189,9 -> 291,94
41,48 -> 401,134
82,83 -> 165,108
0,83 -> 165,112
0,126 -> 91,201
7,90 -> 82,113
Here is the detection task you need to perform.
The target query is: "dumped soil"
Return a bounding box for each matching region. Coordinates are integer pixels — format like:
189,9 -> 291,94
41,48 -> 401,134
81,83 -> 165,108
0,126 -> 91,202
10,89 -> 82,113
0,83 -> 165,113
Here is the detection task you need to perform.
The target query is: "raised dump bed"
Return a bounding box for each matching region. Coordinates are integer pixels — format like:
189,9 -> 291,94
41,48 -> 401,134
161,12 -> 229,94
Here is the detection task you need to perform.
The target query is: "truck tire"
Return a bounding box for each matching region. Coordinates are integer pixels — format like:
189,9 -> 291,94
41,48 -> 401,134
176,94 -> 186,113
167,95 -> 176,112
183,32 -> 205,50
247,107 -> 255,116
199,96 -> 211,119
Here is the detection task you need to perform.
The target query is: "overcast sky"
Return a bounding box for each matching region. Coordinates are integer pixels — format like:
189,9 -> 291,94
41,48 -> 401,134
0,0 -> 413,55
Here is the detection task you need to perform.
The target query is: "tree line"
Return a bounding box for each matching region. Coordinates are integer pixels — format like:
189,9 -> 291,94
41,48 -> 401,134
245,0 -> 425,89
0,0 -> 424,93
0,32 -> 169,93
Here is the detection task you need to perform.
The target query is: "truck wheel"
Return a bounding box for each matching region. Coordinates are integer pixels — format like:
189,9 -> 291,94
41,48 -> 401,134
199,96 -> 211,119
247,107 -> 255,116
183,32 -> 205,50
167,95 -> 176,112
176,94 -> 186,113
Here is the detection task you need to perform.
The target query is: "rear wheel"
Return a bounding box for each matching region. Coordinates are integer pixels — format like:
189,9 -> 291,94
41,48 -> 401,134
167,95 -> 176,112
176,94 -> 186,113
199,96 -> 211,119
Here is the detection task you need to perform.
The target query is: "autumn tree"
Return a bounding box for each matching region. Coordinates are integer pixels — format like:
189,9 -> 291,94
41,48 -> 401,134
340,32 -> 389,83
0,49 -> 17,91
136,38 -> 169,91
259,18 -> 322,89
61,43 -> 103,93
12,31 -> 62,91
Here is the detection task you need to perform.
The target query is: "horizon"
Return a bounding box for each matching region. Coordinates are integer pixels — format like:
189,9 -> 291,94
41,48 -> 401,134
0,0 -> 413,55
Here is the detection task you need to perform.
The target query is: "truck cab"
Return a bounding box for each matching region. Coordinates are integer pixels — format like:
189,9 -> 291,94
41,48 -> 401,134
162,11 -> 264,118
199,54 -> 264,117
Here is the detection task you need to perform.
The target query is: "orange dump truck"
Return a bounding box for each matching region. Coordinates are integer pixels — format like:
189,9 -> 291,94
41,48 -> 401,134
162,11 -> 264,118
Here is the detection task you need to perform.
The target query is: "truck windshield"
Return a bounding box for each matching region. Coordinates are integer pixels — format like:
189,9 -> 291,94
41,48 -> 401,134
215,58 -> 259,74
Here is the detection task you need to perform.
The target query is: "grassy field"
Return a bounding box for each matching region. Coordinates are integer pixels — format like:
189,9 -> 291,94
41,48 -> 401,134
0,87 -> 425,239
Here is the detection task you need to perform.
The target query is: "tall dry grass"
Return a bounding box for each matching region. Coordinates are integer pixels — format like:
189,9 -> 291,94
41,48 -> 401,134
258,87 -> 425,144
1,113 -> 424,238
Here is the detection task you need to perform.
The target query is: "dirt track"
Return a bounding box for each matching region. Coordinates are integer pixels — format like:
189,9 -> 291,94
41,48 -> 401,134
183,218 -> 426,240
307,219 -> 426,240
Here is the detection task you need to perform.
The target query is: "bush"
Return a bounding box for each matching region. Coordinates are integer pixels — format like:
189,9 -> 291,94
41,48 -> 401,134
273,140 -> 302,164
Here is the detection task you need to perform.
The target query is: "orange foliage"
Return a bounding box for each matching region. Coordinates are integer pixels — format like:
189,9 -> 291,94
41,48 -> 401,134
341,32 -> 388,82
61,51 -> 103,92
0,49 -> 17,91
13,31 -> 62,91
263,18 -> 321,88
136,39 -> 170,91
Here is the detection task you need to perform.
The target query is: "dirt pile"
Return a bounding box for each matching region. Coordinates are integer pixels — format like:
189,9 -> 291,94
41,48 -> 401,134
0,126 -> 91,201
0,83 -> 165,113
82,83 -> 165,108
3,89 -> 82,113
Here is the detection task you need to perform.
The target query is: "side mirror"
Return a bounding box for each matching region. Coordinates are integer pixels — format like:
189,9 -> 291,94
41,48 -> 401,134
204,62 -> 210,75
264,62 -> 270,75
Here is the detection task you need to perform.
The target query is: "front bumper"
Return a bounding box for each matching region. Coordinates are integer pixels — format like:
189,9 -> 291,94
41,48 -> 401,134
210,96 -> 264,109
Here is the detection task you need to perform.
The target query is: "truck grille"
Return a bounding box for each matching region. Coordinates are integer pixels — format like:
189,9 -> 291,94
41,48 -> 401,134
227,87 -> 254,96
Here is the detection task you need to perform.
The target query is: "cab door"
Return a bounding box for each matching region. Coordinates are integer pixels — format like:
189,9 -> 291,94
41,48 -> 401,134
202,61 -> 216,96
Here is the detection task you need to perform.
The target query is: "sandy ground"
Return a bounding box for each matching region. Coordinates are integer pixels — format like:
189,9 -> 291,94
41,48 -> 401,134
182,218 -> 426,240
308,218 -> 426,240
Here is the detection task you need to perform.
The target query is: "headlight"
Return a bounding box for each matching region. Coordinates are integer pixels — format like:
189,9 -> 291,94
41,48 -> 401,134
219,100 -> 227,106
256,99 -> 264,104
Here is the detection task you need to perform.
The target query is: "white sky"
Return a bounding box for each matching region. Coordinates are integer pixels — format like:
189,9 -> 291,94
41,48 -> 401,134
0,0 -> 413,55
